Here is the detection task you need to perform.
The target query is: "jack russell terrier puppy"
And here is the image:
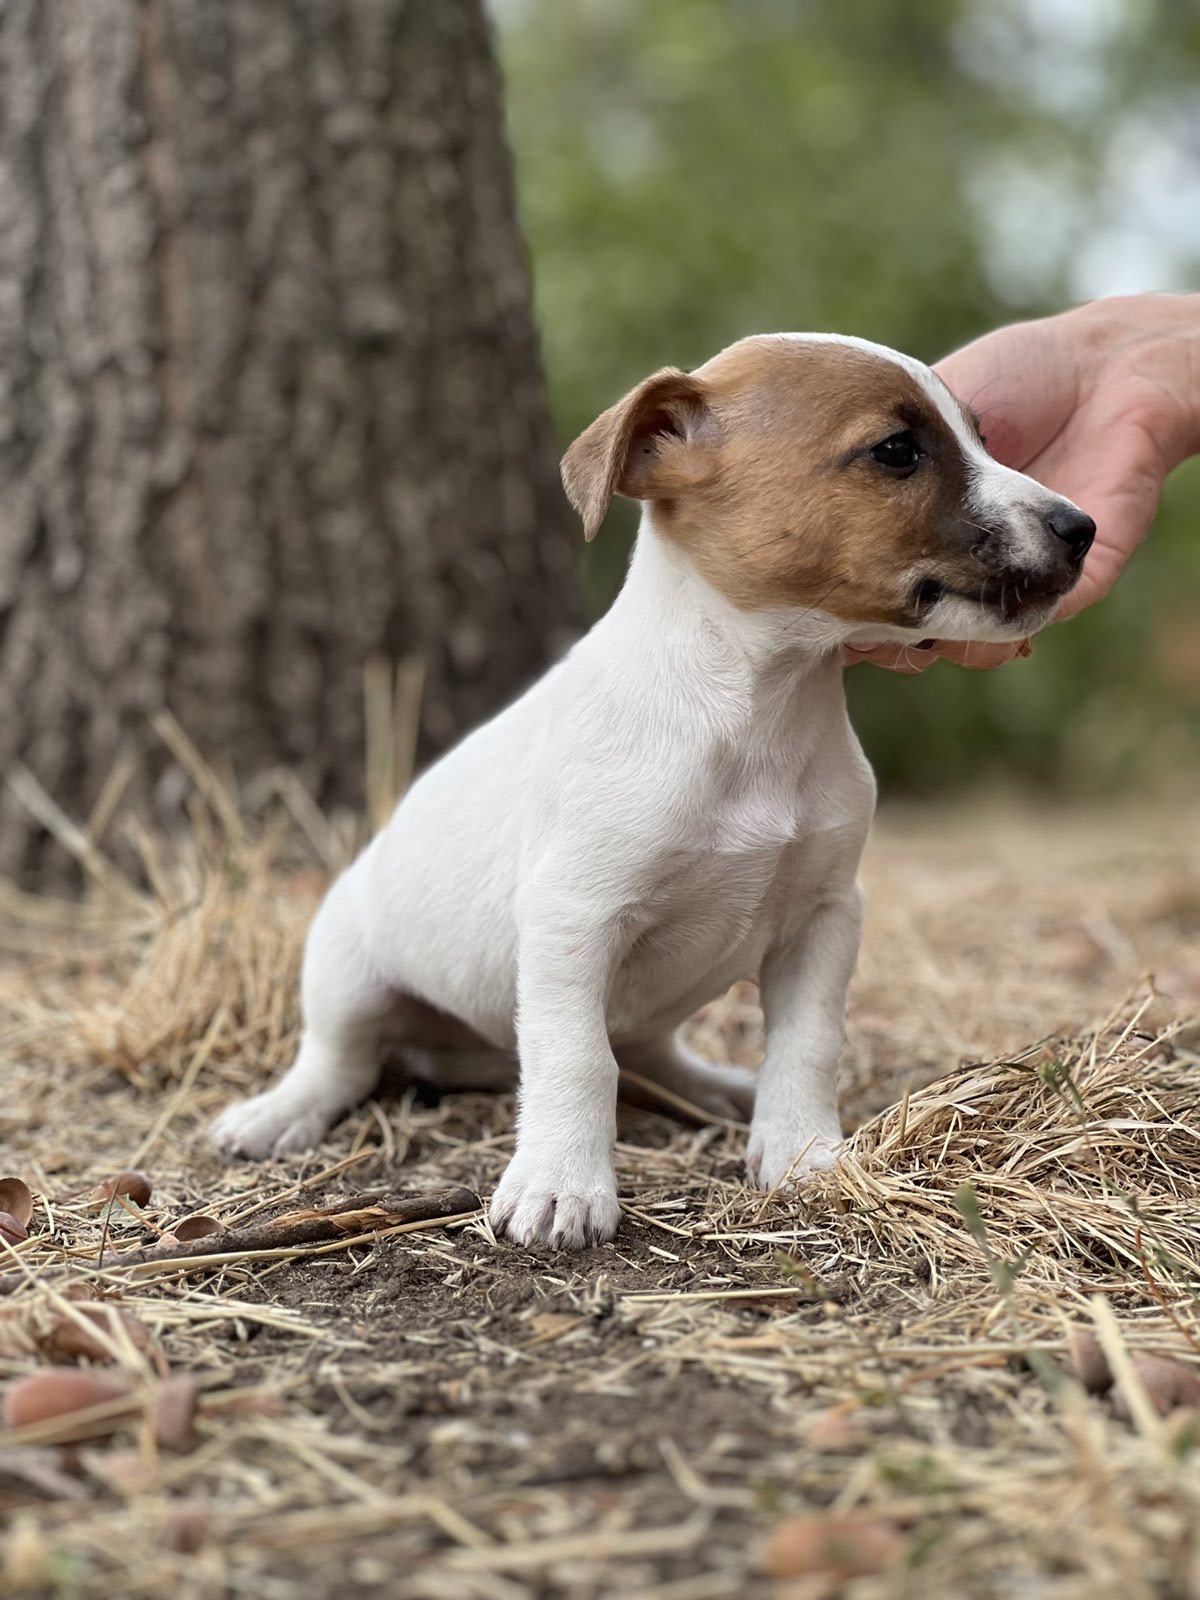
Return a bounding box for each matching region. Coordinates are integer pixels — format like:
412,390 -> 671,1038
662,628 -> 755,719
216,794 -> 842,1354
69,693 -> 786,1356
212,333 -> 1094,1248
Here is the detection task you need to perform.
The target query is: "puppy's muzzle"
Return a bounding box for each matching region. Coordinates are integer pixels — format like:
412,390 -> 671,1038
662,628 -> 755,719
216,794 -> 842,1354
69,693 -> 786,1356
973,567 -> 1073,621
982,501 -> 1096,615
915,501 -> 1096,626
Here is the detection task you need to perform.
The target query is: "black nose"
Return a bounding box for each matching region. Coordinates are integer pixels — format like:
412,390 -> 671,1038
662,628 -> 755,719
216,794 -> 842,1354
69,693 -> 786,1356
1046,506 -> 1096,562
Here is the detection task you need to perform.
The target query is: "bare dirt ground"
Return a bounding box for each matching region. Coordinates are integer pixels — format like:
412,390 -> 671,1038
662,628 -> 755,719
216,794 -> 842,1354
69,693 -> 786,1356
1,780 -> 1199,1599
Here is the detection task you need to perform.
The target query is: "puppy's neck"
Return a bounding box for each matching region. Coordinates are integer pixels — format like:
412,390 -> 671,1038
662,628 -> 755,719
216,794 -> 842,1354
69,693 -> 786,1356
614,514 -> 850,677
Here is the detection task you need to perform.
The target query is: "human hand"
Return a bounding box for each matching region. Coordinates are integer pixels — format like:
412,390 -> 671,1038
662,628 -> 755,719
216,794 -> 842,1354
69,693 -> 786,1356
848,292 -> 1200,673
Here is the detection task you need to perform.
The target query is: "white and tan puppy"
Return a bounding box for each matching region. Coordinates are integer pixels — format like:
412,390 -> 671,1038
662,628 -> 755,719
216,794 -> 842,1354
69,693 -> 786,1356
212,333 -> 1094,1248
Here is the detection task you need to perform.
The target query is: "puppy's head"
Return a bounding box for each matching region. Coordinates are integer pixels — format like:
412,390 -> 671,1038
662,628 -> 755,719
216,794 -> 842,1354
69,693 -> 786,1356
562,334 -> 1094,643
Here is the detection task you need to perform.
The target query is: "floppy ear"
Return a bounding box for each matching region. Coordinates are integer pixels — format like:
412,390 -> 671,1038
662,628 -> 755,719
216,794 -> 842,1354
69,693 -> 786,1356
560,368 -> 713,541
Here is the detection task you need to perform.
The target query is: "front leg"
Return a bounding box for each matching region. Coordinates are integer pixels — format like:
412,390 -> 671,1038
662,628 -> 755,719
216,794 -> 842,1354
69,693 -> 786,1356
747,889 -> 863,1189
490,917 -> 623,1250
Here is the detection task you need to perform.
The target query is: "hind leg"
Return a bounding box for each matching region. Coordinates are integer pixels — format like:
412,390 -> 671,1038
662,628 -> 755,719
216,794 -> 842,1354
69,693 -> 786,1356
212,865 -> 392,1159
616,1034 -> 756,1124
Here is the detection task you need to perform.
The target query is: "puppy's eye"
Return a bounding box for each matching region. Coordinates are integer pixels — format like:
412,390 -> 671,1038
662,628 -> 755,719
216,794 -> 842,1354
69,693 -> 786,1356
869,431 -> 923,473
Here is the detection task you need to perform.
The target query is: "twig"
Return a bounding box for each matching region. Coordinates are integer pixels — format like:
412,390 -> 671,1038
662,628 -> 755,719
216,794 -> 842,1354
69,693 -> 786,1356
114,1187 -> 481,1268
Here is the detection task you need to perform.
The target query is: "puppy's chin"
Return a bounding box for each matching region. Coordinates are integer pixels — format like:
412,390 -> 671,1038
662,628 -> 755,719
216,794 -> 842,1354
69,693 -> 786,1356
919,592 -> 1060,644
845,595 -> 1058,651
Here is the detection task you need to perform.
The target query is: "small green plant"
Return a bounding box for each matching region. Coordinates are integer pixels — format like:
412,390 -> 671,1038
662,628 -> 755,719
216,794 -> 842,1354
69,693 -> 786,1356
773,1249 -> 818,1290
905,1519 -> 951,1569
954,1182 -> 1060,1392
1035,1055 -> 1089,1117
875,1451 -> 958,1498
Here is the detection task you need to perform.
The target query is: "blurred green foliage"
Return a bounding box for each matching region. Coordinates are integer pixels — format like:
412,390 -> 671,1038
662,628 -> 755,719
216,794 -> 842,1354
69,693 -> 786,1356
496,0 -> 1200,794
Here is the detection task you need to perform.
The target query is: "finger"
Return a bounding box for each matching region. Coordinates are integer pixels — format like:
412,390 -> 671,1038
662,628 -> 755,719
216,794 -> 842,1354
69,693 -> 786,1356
843,644 -> 940,674
1022,422 -> 1167,619
935,319 -> 1080,472
928,638 -> 1028,670
844,639 -> 1024,672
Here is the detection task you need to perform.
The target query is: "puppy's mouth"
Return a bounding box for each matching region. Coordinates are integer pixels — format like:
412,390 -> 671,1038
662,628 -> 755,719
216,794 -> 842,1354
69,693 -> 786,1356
911,570 -> 1073,626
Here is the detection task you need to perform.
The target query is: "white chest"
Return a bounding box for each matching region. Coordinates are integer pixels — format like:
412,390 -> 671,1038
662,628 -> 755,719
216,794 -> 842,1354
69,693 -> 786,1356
606,756 -> 866,1038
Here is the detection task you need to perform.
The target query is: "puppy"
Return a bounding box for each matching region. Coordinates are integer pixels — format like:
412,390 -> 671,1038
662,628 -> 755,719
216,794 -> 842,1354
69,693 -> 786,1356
212,333 -> 1093,1248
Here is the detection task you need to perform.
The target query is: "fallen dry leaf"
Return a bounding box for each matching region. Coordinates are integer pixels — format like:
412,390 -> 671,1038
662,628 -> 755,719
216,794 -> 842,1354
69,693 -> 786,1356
149,1214 -> 221,1254
0,1300 -> 152,1365
0,1178 -> 35,1230
1066,1327 -> 1112,1394
43,1304 -> 153,1363
803,1406 -> 871,1452
62,1282 -> 100,1302
3,1368 -> 132,1430
761,1513 -> 905,1580
0,1212 -> 27,1247
205,1389 -> 286,1420
154,1375 -> 201,1453
171,1215 -> 221,1242
89,1171 -> 152,1210
1112,1354 -> 1200,1420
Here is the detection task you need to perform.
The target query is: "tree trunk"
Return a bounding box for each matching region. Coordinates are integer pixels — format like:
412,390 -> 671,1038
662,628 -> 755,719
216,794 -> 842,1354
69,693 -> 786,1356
0,0 -> 580,883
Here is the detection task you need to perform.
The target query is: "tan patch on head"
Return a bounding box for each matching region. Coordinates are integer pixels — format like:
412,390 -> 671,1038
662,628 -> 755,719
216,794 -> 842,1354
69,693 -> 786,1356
663,337 -> 975,623
562,335 -> 991,626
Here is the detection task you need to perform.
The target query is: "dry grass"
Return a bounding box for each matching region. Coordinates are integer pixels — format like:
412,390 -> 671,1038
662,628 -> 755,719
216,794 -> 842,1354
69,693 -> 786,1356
1,762 -> 1199,1599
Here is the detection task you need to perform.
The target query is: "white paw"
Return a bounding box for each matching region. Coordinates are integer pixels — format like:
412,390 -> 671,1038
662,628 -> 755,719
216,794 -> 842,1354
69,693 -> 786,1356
210,1089 -> 339,1160
746,1121 -> 842,1190
490,1158 -> 621,1249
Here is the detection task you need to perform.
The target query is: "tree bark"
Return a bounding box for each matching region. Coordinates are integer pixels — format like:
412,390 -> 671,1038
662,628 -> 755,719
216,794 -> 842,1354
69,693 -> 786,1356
0,0 -> 580,883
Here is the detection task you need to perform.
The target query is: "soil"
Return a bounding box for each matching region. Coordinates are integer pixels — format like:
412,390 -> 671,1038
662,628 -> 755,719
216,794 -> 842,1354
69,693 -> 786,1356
1,793 -> 1199,1598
